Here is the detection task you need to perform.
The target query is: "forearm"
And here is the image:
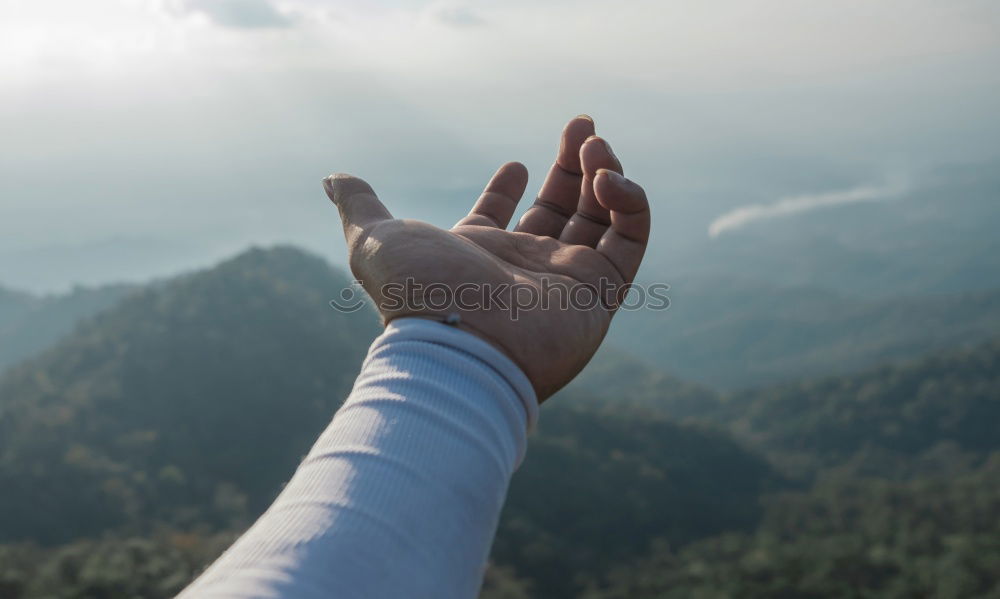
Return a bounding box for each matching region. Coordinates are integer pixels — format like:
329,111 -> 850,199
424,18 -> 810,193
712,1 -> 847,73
179,318 -> 538,599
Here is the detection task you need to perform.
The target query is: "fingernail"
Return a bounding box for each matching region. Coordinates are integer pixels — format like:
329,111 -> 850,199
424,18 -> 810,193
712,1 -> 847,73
575,114 -> 594,122
586,135 -> 618,163
323,174 -> 347,205
597,168 -> 626,187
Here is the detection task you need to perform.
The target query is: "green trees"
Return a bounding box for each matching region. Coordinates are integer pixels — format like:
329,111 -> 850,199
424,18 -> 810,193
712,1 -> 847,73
0,247 -> 778,598
709,338 -> 1000,479
0,247 -> 381,544
494,408 -> 781,598
0,532 -> 235,599
0,247 -> 997,598
582,342 -> 1000,598
589,462 -> 1000,598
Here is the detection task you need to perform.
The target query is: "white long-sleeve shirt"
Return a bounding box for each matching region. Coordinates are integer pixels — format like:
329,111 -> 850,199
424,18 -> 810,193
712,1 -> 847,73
178,318 -> 539,598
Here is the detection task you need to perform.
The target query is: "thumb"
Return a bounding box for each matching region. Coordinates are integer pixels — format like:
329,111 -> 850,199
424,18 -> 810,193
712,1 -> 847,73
323,173 -> 393,247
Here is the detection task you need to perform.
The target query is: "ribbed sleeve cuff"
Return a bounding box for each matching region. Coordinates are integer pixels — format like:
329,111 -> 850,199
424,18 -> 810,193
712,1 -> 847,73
376,318 -> 539,433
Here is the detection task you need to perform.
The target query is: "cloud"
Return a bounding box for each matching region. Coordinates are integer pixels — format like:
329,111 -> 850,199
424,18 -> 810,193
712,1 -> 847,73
174,0 -> 294,29
708,179 -> 908,238
430,4 -> 486,27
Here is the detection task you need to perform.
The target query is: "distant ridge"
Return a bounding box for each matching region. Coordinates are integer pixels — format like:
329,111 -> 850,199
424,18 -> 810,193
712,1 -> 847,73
0,282 -> 134,374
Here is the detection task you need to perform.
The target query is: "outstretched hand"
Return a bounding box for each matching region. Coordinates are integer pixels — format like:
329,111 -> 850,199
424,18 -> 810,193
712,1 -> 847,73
323,116 -> 650,401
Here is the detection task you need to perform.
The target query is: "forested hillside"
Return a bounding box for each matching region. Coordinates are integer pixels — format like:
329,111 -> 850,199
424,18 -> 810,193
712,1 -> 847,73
610,276 -> 1000,388
589,461 -> 1000,599
581,341 -> 1000,598
711,338 -> 1000,479
0,247 -> 380,544
0,246 -> 997,598
494,408 -> 779,598
0,247 -> 780,599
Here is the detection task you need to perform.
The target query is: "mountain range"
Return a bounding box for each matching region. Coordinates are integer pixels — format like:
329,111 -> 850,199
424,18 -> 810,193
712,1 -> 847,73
0,245 -> 997,598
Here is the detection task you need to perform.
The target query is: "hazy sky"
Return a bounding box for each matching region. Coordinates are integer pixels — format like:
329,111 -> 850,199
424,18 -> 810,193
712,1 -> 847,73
3,0 -> 1000,290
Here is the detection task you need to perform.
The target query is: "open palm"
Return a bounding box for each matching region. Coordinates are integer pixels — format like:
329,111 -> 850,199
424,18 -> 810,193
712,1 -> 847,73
323,116 -> 650,400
